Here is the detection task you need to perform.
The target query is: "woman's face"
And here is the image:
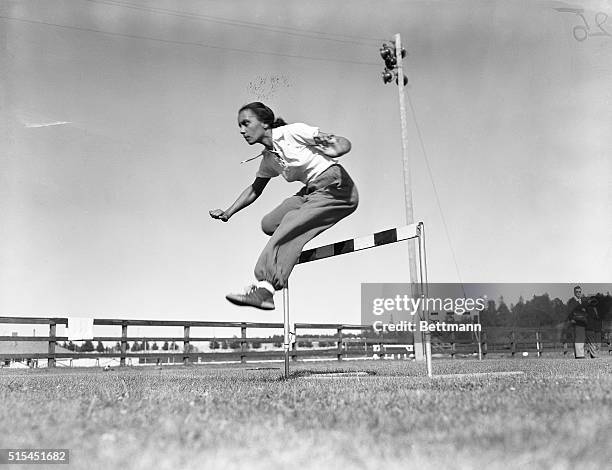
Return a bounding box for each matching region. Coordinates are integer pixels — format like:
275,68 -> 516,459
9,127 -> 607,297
238,109 -> 268,145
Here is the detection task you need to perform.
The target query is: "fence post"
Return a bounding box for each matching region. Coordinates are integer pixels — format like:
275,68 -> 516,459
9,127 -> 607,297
120,322 -> 128,366
536,330 -> 541,357
183,325 -> 190,365
240,323 -> 247,364
337,327 -> 343,361
450,332 -> 456,359
291,326 -> 297,362
510,330 -> 516,357
482,331 -> 488,358
48,322 -> 56,368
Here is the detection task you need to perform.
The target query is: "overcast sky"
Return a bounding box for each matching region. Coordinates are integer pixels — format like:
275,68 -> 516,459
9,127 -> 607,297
1,0 -> 611,334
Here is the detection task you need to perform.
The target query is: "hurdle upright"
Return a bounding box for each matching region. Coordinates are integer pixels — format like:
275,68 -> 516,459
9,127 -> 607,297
282,222 -> 431,379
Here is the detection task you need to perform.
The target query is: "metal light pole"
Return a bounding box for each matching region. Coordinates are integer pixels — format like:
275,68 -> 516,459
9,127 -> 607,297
381,33 -> 425,362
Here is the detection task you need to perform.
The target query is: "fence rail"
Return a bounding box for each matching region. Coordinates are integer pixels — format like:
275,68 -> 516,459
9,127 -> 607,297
1,317 -> 610,367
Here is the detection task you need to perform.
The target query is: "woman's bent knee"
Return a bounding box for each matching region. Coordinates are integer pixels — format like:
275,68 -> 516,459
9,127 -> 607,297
261,215 -> 277,236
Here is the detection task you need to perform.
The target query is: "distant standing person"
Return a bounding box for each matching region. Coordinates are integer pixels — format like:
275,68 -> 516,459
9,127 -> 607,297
210,102 -> 358,310
567,285 -> 600,358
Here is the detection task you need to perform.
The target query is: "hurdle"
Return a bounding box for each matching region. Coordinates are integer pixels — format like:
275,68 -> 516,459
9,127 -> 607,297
282,222 -> 431,379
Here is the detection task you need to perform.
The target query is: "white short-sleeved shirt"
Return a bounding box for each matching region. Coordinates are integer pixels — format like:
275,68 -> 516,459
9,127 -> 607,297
256,123 -> 336,185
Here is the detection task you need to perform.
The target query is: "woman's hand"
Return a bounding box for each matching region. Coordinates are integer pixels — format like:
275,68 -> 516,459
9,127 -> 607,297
209,209 -> 230,222
312,132 -> 351,157
313,133 -> 336,147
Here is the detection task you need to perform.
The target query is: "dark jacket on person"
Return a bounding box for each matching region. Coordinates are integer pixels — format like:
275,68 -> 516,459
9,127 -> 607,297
567,297 -> 600,330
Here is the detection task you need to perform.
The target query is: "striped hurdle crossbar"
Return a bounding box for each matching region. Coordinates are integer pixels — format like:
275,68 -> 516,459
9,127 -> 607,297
282,222 -> 427,380
297,223 -> 420,265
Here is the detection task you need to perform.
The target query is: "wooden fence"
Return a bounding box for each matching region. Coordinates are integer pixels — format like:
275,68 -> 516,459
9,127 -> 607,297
1,317 -> 610,367
435,327 -> 611,358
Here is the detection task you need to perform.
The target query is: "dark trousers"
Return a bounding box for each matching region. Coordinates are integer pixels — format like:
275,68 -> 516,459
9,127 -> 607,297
574,325 -> 600,358
254,165 -> 358,290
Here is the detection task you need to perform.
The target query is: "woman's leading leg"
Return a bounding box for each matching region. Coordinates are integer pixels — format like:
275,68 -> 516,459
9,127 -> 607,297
260,194 -> 305,236
225,192 -> 306,310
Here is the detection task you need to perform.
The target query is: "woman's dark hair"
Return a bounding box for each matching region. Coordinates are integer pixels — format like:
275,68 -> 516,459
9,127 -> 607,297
239,102 -> 287,128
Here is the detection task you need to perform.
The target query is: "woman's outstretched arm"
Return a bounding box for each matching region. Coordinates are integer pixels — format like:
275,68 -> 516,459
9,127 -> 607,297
209,177 -> 270,221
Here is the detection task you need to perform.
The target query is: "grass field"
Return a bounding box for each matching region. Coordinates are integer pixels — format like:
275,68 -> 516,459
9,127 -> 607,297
1,357 -> 611,469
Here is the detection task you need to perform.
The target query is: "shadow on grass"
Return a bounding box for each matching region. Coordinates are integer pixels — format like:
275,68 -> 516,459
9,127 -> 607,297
282,369 -> 378,380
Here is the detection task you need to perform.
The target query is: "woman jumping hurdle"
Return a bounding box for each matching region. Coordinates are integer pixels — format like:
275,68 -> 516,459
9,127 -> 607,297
209,102 -> 359,310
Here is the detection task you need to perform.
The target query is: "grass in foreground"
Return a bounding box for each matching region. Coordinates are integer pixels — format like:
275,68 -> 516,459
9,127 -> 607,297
0,357 -> 611,469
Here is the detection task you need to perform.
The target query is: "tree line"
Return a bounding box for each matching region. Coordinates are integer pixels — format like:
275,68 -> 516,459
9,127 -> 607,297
60,340 -> 183,353
479,293 -> 612,328
60,337 -> 339,353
